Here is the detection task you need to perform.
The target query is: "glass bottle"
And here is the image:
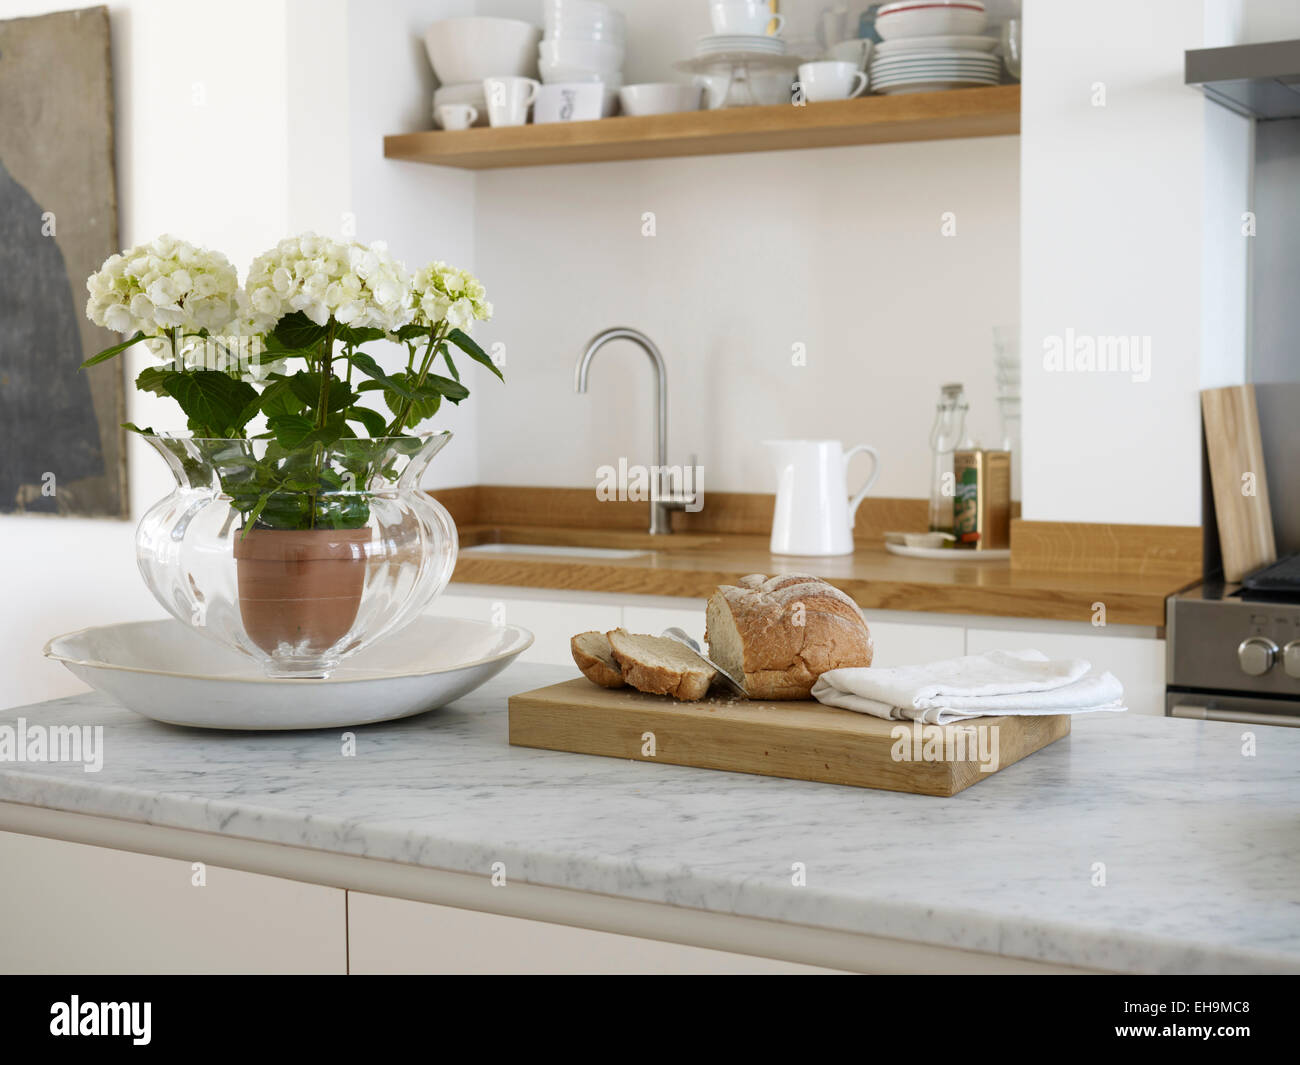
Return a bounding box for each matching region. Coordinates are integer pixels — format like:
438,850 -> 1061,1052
928,382 -> 968,535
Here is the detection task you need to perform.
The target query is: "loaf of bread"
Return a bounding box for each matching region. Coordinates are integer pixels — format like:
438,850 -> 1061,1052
570,631 -> 626,688
606,628 -> 717,700
705,574 -> 873,699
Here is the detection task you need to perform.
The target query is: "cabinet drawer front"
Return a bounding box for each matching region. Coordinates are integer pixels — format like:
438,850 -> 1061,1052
0,831 -> 345,974
348,892 -> 838,975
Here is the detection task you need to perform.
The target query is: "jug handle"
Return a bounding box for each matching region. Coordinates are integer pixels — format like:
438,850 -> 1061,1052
845,444 -> 880,528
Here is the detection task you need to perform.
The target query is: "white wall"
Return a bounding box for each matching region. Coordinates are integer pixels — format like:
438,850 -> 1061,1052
0,0 -> 295,709
0,0 -> 488,707
1019,0 -> 1255,526
473,0 -> 1020,494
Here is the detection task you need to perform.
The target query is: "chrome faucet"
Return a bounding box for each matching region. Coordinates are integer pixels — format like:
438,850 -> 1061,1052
575,327 -> 694,535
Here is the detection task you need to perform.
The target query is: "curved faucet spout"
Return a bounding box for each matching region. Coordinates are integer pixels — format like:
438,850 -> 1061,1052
574,327 -> 675,534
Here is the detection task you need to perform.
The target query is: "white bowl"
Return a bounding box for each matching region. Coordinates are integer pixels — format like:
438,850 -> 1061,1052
424,16 -> 542,85
44,616 -> 534,731
540,61 -> 623,87
534,82 -> 619,122
618,82 -> 703,116
875,2 -> 987,39
539,37 -> 624,72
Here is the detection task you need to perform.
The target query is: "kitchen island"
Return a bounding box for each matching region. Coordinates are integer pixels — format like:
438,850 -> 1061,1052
1,663 -> 1295,974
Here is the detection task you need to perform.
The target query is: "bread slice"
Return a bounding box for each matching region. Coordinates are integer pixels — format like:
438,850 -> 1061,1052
606,628 -> 717,701
706,574 -> 874,700
571,631 -> 625,688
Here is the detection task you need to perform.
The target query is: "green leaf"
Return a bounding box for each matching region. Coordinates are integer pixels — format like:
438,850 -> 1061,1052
425,374 -> 469,404
82,331 -> 148,368
258,378 -> 304,418
164,371 -> 259,436
336,324 -> 386,345
135,366 -> 173,396
286,371 -> 356,414
266,413 -> 316,449
393,323 -> 429,343
385,387 -> 439,428
346,405 -> 388,437
441,343 -> 460,382
270,311 -> 328,351
121,421 -> 156,436
351,353 -> 420,400
446,327 -> 503,381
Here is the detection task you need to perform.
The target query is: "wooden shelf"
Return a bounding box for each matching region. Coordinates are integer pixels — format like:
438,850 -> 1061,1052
384,84 -> 1019,170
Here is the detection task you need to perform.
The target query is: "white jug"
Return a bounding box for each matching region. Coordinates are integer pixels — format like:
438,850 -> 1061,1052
765,439 -> 880,556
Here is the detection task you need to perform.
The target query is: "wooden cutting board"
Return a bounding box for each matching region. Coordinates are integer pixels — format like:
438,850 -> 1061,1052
508,678 -> 1071,797
1202,384 -> 1276,582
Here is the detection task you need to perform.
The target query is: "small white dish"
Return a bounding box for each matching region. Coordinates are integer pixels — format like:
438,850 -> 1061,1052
884,542 -> 1010,561
44,616 -> 534,730
618,82 -> 702,116
875,1 -> 987,40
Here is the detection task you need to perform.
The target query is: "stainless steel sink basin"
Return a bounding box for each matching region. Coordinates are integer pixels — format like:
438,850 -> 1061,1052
460,543 -> 648,560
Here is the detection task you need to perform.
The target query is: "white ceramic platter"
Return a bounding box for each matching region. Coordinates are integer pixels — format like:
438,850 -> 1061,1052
44,616 -> 534,731
884,543 -> 1010,561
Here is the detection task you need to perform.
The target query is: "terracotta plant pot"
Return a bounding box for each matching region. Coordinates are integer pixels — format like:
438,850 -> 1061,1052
233,527 -> 373,664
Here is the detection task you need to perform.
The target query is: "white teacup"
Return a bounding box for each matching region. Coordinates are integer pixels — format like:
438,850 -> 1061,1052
797,60 -> 868,103
710,0 -> 784,36
827,38 -> 873,71
436,103 -> 478,130
483,76 -> 540,127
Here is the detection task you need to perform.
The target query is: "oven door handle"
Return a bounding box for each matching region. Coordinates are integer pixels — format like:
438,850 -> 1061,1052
1169,703 -> 1300,728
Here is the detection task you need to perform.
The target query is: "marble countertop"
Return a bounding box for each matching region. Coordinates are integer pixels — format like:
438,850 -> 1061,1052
2,662 -> 1297,973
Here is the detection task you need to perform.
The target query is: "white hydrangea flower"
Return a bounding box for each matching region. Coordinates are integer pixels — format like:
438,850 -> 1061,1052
409,261 -> 492,332
245,232 -> 413,333
85,235 -> 240,343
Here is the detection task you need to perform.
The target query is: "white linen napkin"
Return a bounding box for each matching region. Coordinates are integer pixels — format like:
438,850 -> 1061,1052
810,649 -> 1127,724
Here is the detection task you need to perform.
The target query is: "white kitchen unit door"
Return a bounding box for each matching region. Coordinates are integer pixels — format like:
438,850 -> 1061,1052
863,619 -> 966,668
622,602 -> 708,640
427,593 -> 621,665
0,831 -> 346,974
346,892 -> 840,974
964,627 -> 1166,716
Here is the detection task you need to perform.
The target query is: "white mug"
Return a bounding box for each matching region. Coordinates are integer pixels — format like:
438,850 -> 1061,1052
710,0 -> 785,36
436,103 -> 478,130
483,76 -> 540,127
534,82 -> 608,124
797,60 -> 869,102
827,38 -> 873,71
765,439 -> 880,556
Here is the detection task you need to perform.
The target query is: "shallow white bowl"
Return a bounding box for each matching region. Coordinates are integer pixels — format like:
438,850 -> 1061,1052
45,616 -> 534,731
540,37 -> 624,72
424,17 -> 541,85
540,61 -> 623,87
875,3 -> 987,40
618,82 -> 703,116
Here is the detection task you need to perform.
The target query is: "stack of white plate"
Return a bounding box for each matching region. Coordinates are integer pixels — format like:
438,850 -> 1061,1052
694,33 -> 787,57
868,1 -> 1001,94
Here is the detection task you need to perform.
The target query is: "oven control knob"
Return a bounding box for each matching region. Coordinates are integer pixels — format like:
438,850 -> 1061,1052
1283,640 -> 1300,680
1238,636 -> 1279,676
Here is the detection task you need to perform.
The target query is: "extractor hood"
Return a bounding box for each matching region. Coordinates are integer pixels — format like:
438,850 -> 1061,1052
1186,38 -> 1300,118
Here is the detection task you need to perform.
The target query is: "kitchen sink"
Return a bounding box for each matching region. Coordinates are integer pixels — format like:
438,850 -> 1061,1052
460,543 -> 649,560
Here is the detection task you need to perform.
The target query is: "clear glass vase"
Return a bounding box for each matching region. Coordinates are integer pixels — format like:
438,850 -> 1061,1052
136,432 -> 457,678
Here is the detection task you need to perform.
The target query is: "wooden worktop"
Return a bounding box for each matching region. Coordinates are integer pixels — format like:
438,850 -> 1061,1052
434,487 -> 1199,627
454,525 -> 1187,627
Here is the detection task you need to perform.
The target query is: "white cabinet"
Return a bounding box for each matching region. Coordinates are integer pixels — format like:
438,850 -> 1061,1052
346,892 -> 838,974
623,602 -> 708,640
429,592 -> 620,666
964,627 -> 1166,715
0,831 -> 345,974
867,619 -> 966,667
